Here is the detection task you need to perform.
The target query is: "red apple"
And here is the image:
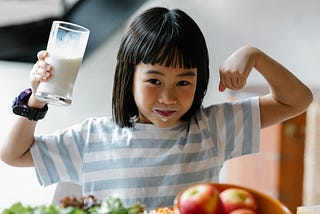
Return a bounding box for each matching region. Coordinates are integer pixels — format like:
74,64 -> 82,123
229,208 -> 257,214
219,188 -> 258,213
174,183 -> 226,214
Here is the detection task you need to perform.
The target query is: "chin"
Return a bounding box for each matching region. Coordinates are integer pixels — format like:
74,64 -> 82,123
139,113 -> 182,128
156,121 -> 177,128
154,118 -> 180,128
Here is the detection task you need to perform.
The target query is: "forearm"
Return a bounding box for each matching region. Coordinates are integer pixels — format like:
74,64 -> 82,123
1,117 -> 36,166
0,94 -> 45,167
1,51 -> 51,166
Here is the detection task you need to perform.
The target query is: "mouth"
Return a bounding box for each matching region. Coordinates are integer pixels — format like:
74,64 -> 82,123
153,108 -> 178,122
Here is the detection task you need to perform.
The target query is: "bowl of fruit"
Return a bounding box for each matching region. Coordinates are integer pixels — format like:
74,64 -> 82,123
173,183 -> 292,214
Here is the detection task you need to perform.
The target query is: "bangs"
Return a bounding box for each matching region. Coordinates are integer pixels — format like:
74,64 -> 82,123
152,44 -> 195,69
117,8 -> 207,69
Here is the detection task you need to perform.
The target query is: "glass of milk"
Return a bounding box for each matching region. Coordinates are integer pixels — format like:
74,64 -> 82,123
36,21 -> 90,106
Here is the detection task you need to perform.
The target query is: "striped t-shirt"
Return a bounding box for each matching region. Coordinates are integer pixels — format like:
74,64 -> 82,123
31,97 -> 260,209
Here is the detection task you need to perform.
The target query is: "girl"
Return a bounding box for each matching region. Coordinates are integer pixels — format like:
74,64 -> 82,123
0,7 -> 312,210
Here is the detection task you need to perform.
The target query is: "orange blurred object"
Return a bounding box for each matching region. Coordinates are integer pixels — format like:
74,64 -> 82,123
150,207 -> 175,214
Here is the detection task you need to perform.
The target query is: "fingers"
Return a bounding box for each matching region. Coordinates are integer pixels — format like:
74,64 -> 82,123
30,52 -> 52,83
37,50 -> 48,60
218,81 -> 226,92
219,69 -> 246,91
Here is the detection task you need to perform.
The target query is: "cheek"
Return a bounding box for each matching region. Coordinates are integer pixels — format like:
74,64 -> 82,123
182,87 -> 196,100
140,86 -> 155,95
133,84 -> 157,103
182,88 -> 195,97
178,88 -> 196,109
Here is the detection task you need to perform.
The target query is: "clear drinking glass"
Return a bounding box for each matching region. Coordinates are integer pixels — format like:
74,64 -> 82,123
36,21 -> 90,106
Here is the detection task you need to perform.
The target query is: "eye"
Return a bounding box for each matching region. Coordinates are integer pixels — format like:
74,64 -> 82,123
148,79 -> 161,85
177,80 -> 190,86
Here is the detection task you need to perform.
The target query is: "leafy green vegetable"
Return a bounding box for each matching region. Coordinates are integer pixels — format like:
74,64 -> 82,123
2,202 -> 33,214
2,202 -> 87,214
95,197 -> 144,214
1,197 -> 144,214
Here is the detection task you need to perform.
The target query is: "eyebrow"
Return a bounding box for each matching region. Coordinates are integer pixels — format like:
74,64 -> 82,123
146,70 -> 196,77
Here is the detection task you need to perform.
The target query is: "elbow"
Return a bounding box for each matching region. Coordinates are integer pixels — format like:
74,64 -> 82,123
0,146 -> 26,167
294,86 -> 313,115
302,87 -> 313,110
0,148 -> 14,166
0,146 -> 6,162
0,148 -> 10,166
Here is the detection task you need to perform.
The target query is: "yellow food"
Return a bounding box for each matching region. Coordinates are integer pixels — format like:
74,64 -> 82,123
148,207 -> 175,214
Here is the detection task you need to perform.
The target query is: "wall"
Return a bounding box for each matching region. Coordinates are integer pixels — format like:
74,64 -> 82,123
1,0 -> 319,209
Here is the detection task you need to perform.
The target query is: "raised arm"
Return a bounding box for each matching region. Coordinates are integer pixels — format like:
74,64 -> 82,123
0,51 -> 52,166
219,45 -> 313,129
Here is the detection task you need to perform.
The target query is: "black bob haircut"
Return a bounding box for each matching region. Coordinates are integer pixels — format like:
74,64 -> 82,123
112,7 -> 210,128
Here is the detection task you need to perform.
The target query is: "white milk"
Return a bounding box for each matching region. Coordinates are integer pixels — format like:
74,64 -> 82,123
36,54 -> 82,105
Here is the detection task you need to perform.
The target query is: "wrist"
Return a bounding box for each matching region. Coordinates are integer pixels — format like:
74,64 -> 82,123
243,46 -> 261,69
12,88 -> 48,121
28,94 -> 47,109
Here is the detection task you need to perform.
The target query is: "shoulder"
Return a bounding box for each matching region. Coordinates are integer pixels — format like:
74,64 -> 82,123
193,97 -> 260,126
201,96 -> 259,115
65,116 -> 116,134
80,116 -> 114,126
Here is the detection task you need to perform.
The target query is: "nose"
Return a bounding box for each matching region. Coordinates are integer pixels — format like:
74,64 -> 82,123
158,87 -> 177,104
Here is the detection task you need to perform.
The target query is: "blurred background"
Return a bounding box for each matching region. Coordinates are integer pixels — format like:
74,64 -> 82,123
0,0 -> 319,212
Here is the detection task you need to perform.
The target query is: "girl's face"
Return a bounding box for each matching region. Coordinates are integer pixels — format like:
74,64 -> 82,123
132,62 -> 197,128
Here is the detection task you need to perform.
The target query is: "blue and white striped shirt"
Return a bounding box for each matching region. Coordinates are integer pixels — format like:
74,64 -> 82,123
31,97 -> 260,209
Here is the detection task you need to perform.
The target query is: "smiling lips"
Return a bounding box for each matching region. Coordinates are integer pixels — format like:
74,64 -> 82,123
154,108 -> 178,121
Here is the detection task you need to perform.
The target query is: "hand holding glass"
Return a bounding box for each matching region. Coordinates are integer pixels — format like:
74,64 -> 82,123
36,21 -> 90,106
